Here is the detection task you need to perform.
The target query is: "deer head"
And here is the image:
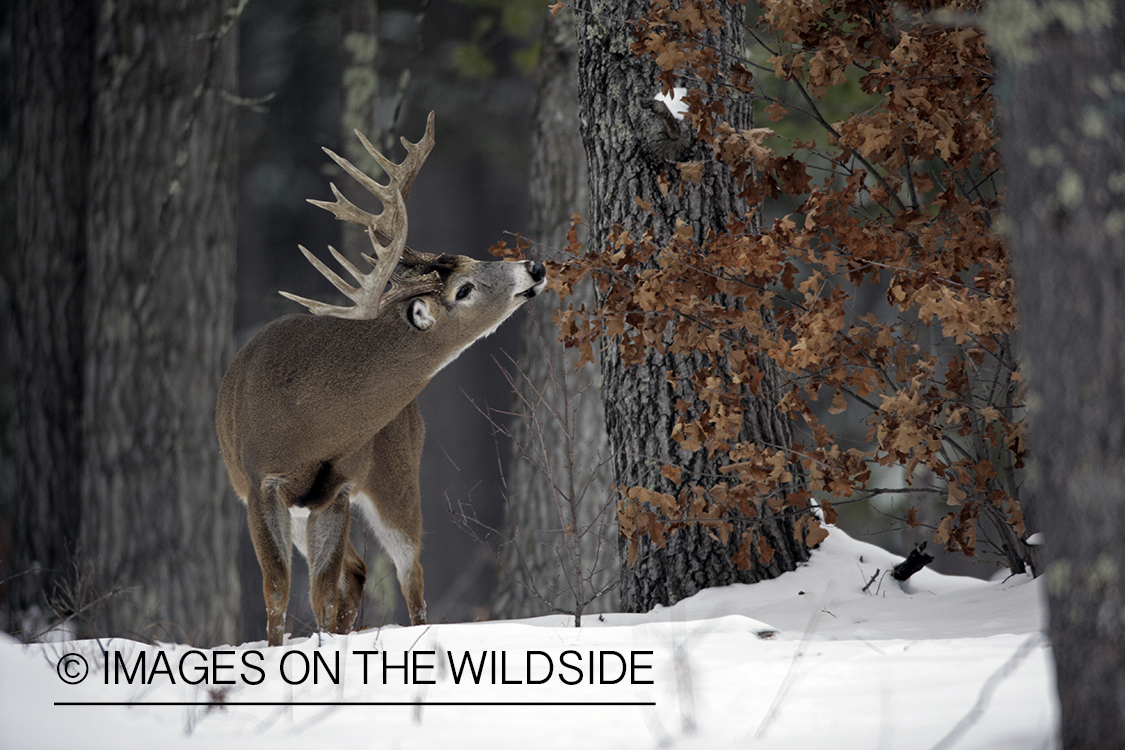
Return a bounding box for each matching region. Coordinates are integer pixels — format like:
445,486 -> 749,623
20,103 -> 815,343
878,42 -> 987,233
216,113 -> 546,646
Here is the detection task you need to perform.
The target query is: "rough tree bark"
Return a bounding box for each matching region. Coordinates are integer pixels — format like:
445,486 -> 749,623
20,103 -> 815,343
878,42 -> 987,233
574,0 -> 812,612
8,0 -> 241,645
992,1 -> 1125,746
492,7 -> 616,621
7,0 -> 95,628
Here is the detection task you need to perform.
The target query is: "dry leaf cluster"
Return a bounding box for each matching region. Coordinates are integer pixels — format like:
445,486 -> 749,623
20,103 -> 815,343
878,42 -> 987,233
513,0 -> 1031,573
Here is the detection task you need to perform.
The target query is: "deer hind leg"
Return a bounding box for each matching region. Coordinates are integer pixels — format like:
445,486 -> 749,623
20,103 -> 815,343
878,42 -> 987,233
246,480 -> 293,647
305,489 -> 357,635
292,507 -> 367,635
337,542 -> 367,633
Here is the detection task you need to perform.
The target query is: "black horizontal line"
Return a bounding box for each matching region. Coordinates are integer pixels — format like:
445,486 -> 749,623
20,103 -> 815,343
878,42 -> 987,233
54,701 -> 656,707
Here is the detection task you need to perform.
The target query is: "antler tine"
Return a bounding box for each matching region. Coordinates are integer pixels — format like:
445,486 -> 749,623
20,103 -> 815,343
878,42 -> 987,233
309,111 -> 435,232
306,182 -> 374,228
303,244 -> 359,296
285,113 -> 440,319
355,110 -> 435,204
278,245 -> 367,319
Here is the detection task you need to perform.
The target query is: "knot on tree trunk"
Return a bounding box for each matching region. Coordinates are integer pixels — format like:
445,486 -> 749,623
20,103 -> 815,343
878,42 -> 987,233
639,98 -> 693,163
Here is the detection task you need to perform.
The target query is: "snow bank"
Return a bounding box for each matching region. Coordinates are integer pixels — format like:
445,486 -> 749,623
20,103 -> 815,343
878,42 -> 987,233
0,528 -> 1057,749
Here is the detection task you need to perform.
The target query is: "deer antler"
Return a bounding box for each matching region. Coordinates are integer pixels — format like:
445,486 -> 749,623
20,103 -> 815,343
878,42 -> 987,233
280,112 -> 442,319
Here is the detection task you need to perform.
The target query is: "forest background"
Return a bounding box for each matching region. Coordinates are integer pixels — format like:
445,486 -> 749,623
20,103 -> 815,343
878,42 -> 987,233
0,0 -> 1102,653
0,0 -> 1008,644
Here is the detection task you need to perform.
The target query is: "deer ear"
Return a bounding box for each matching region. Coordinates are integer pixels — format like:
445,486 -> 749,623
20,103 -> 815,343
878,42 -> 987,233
406,297 -> 436,331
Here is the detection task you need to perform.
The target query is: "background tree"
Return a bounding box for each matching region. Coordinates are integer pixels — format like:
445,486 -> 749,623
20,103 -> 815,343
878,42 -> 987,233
6,0 -> 240,644
336,0 -> 407,630
340,0 -> 383,262
570,0 -> 816,612
491,5 -> 616,621
6,0 -> 93,629
990,0 -> 1125,744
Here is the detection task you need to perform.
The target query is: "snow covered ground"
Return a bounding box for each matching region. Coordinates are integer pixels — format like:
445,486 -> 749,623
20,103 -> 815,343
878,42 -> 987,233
0,528 -> 1057,749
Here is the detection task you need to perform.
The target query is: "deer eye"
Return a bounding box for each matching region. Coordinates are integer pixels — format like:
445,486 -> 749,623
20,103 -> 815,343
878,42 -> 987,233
455,282 -> 474,301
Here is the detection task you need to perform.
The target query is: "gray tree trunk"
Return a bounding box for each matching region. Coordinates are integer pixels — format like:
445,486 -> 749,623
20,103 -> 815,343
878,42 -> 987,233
340,0 -> 381,263
7,0 -> 95,630
336,0 -> 410,628
492,8 -> 615,621
574,0 -> 812,612
8,0 -> 240,646
992,1 -> 1125,745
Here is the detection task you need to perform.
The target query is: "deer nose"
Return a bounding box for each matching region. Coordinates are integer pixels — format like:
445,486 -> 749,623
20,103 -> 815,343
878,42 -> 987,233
526,260 -> 546,282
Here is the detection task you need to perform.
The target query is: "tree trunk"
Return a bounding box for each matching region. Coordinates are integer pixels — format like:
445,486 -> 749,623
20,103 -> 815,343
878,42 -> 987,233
993,1 -> 1125,746
492,7 -> 615,621
8,0 -> 241,646
340,0 -> 381,262
7,0 -> 95,629
574,0 -> 811,612
336,0 -> 411,628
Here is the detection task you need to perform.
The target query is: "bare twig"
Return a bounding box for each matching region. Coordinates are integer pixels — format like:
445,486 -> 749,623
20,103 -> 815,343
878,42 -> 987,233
862,568 -> 882,593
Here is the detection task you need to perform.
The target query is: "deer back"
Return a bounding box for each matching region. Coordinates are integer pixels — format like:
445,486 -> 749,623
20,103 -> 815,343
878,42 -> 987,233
216,252 -> 546,504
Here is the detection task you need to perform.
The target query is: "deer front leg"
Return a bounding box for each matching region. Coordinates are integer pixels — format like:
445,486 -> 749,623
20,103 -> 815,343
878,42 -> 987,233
246,482 -> 292,647
400,554 -> 427,626
361,401 -> 428,626
306,491 -> 353,634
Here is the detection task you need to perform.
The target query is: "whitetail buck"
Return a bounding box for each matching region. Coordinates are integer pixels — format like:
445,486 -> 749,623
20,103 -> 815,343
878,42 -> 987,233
216,113 -> 546,646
